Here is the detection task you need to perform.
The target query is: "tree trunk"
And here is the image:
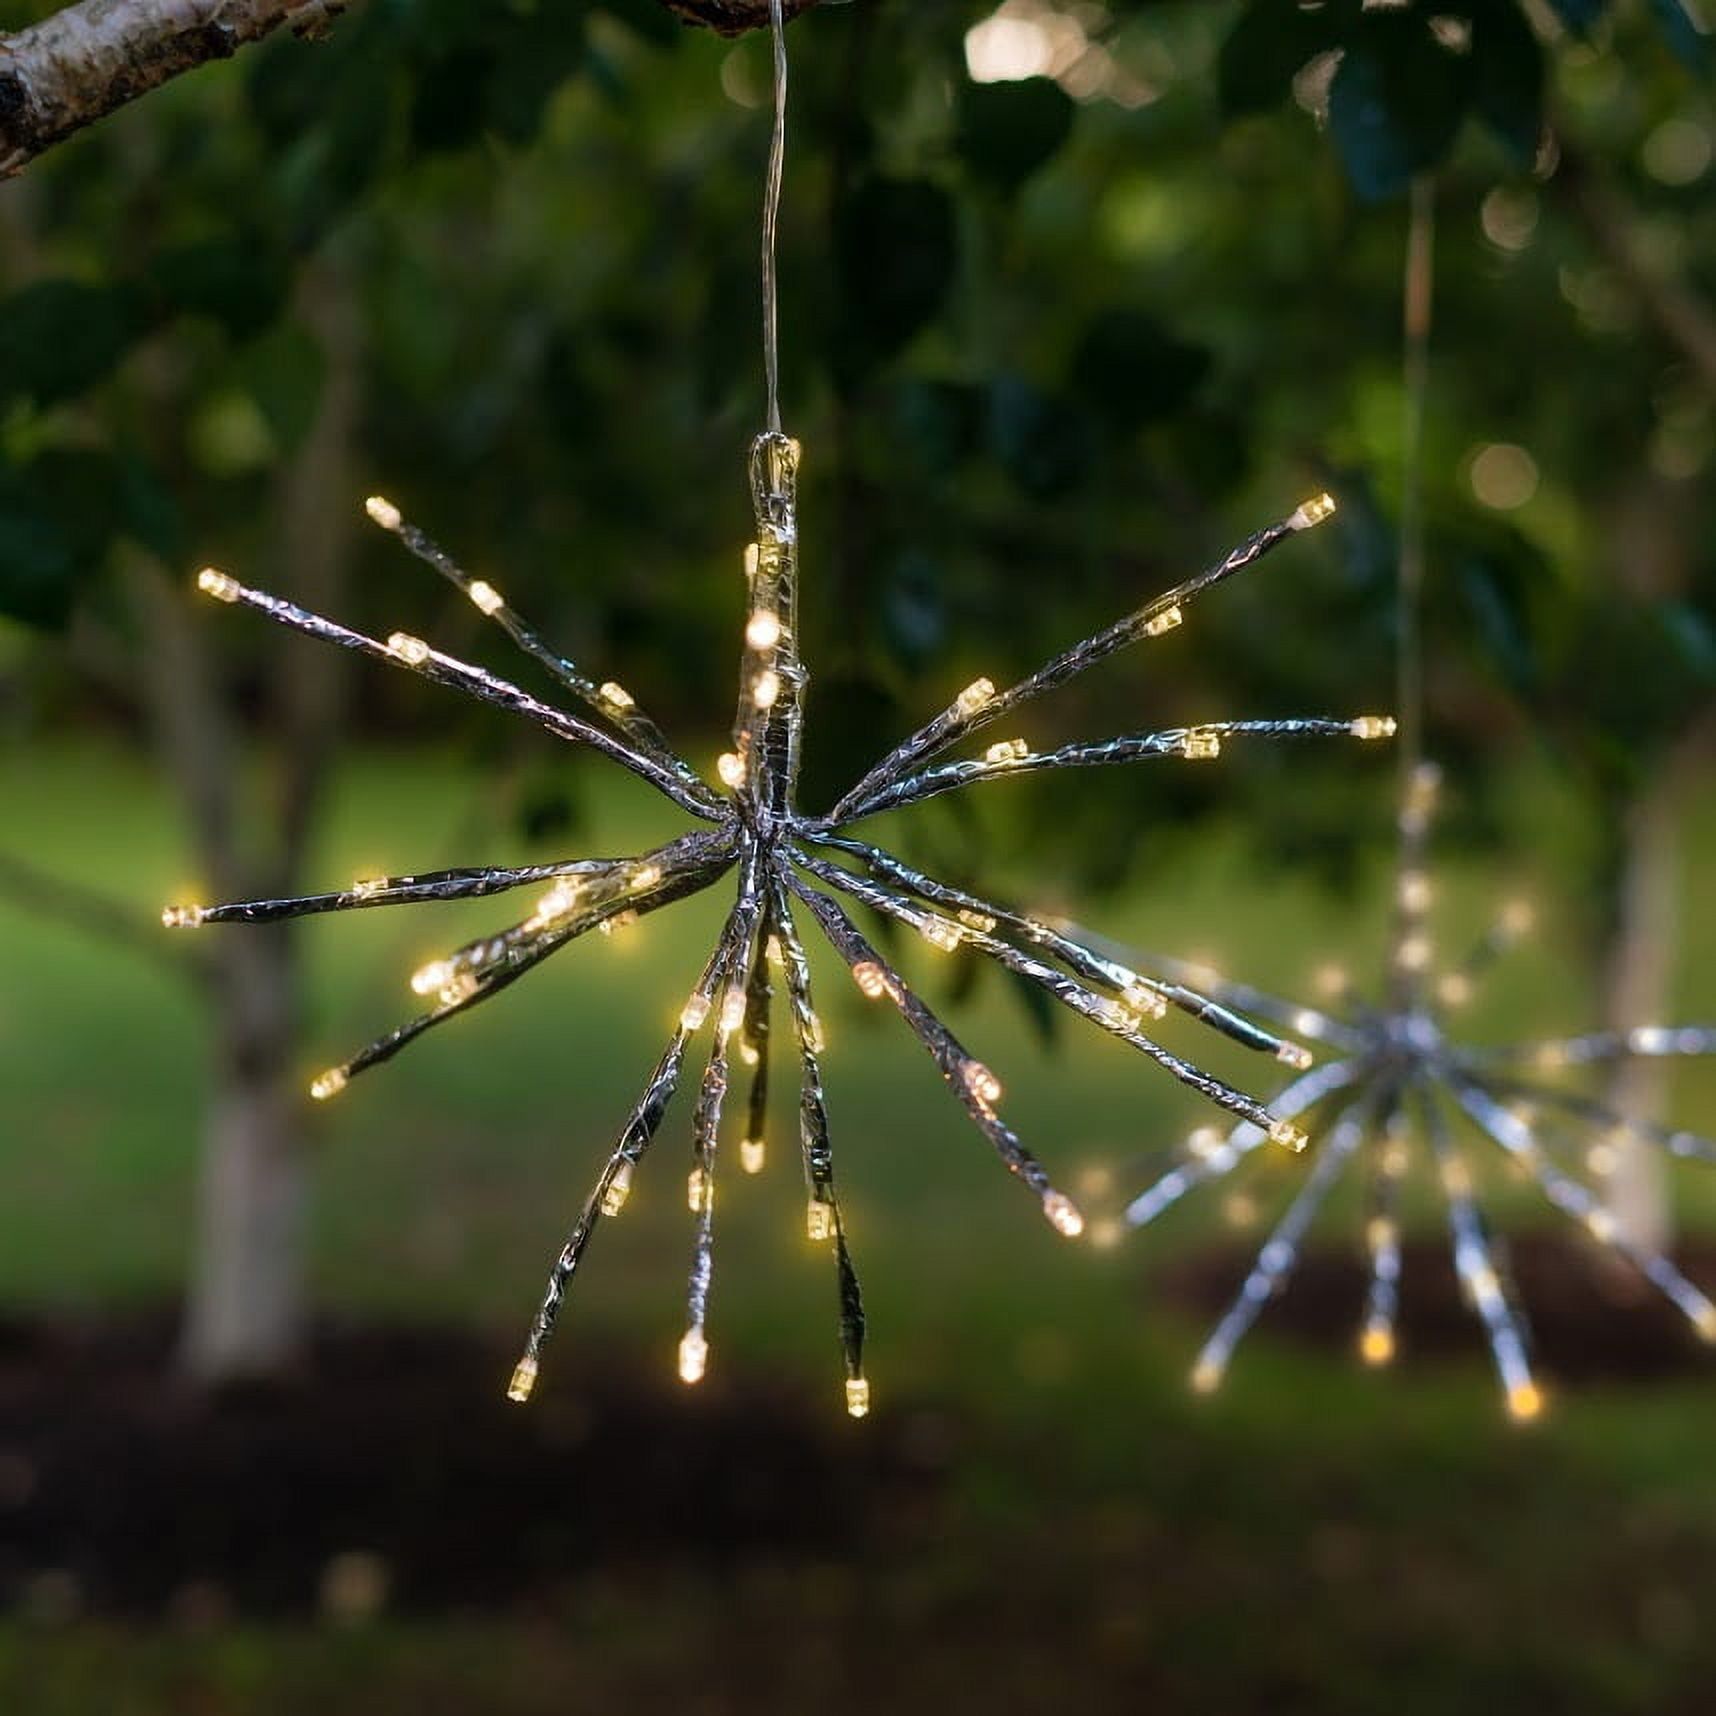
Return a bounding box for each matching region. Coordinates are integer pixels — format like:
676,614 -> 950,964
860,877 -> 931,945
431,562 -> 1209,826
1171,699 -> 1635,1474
181,932 -> 308,1376
1599,771 -> 1680,1252
171,258 -> 361,1382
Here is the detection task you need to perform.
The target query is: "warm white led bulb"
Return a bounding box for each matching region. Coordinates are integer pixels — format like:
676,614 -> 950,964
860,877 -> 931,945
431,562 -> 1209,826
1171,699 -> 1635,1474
680,994 -> 711,1033
678,1328 -> 708,1385
538,878 -> 580,920
411,960 -> 452,996
506,1355 -> 539,1403
719,986 -> 747,1036
1041,1191 -> 1084,1238
600,1161 -> 634,1217
1506,1380 -> 1543,1423
196,567 -> 241,603
806,1198 -> 835,1242
467,580 -> 504,616
740,1138 -> 766,1176
1181,728 -> 1221,761
919,917 -> 963,952
963,1062 -> 1002,1105
365,495 -> 403,532
162,903 -> 206,929
717,751 -> 746,789
687,1166 -> 711,1214
753,669 -> 781,709
387,632 -> 430,667
1351,715 -> 1397,741
1289,491 -> 1337,530
746,609 -> 782,650
954,677 -> 995,718
1143,603 -> 1183,638
1267,1118 -> 1309,1153
852,961 -> 888,999
598,681 -> 634,712
845,1376 -> 871,1419
1276,1042 -> 1314,1071
309,1068 -> 348,1102
1120,981 -> 1167,1021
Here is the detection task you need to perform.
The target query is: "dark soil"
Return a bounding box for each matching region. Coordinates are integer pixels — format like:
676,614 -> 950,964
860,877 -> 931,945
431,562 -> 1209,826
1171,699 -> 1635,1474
1155,1233 -> 1716,1384
0,1315 -> 946,1621
5,1239 -> 1710,1628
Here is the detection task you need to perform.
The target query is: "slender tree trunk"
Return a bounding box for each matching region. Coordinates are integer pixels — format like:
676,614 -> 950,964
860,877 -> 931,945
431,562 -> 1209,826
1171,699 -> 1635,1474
1599,771 -> 1680,1252
177,259 -> 360,1382
183,931 -> 308,1375
1595,475 -> 1708,1252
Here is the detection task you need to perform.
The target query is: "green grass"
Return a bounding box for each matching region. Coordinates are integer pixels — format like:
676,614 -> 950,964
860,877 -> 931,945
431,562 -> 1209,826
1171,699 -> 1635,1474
2,739 -> 1716,1713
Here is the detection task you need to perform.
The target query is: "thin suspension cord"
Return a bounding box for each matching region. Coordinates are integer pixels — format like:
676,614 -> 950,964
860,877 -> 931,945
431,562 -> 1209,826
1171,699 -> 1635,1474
1391,176 -> 1436,1009
1397,177 -> 1436,798
762,0 -> 788,434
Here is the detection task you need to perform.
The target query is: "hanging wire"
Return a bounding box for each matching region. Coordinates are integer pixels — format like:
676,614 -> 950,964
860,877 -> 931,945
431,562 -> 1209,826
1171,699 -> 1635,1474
762,0 -> 789,434
1391,176 -> 1437,1008
1396,177 -> 1435,797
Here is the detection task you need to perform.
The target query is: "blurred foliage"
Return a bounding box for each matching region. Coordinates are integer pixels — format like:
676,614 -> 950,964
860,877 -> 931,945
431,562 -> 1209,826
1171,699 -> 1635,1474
0,0 -> 1710,907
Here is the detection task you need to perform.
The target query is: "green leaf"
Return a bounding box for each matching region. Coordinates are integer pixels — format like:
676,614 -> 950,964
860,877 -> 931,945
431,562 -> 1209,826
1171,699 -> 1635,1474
958,79 -> 1076,193
594,0 -> 683,46
0,451 -> 136,629
1070,309 -> 1210,432
1657,600 -> 1716,684
1218,0 -> 1340,115
833,177 -> 957,370
889,378 -> 981,474
0,471 -> 81,629
986,375 -> 1092,498
112,454 -> 185,565
1327,21 -> 1471,200
486,6 -> 588,145
1543,0 -> 1610,36
234,323 -> 329,455
1471,0 -> 1545,165
148,238 -> 290,337
0,281 -> 145,407
1650,0 -> 1711,72
881,548 -> 947,670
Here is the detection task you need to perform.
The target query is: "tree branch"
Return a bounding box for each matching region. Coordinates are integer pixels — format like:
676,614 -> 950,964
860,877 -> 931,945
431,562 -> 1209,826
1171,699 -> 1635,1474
656,0 -> 822,35
0,0 -> 348,176
1553,137 -> 1716,397
0,848 -> 202,975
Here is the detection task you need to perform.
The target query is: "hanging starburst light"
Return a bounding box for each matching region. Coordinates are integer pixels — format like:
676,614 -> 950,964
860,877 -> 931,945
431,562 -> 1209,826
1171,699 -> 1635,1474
161,0 -> 1393,1412
1111,180 -> 1716,1421
1106,760 -> 1716,1420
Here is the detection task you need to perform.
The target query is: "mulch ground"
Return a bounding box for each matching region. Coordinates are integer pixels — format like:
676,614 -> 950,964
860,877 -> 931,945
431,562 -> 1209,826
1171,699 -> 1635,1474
0,1315 -> 944,1620
4,1235 -> 1712,1623
1155,1232 -> 1716,1383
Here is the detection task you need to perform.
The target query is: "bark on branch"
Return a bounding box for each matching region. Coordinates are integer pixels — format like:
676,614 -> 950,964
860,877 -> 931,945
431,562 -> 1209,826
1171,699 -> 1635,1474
0,0 -> 346,176
656,0 -> 823,34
